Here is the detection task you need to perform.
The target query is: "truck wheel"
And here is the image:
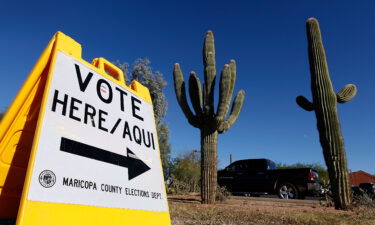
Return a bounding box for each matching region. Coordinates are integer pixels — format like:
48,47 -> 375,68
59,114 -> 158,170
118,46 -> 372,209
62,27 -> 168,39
277,182 -> 299,199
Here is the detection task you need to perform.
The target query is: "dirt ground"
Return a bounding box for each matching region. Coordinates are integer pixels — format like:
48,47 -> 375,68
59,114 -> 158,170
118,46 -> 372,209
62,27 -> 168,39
169,195 -> 375,225
0,195 -> 373,225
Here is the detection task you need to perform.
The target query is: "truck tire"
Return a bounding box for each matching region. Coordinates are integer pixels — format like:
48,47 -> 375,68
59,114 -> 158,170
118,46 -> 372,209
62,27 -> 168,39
277,182 -> 299,199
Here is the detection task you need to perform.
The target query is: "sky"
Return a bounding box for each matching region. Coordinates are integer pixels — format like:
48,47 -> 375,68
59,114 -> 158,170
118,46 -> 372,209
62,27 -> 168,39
0,1 -> 374,174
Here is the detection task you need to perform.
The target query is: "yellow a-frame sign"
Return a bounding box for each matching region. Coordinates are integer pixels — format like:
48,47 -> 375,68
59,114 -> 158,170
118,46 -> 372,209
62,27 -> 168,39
0,32 -> 171,225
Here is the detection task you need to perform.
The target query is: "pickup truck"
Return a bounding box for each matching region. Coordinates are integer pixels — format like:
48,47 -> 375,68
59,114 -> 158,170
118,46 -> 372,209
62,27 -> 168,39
217,158 -> 321,199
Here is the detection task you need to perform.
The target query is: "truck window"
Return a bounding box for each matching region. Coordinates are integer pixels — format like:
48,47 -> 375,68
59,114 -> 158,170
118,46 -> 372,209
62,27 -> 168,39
247,160 -> 267,171
237,162 -> 248,171
267,161 -> 276,170
227,161 -> 248,172
227,163 -> 236,172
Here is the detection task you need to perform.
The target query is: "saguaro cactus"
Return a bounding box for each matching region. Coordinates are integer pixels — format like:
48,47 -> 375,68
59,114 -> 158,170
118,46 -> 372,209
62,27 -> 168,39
296,18 -> 357,209
173,31 -> 245,204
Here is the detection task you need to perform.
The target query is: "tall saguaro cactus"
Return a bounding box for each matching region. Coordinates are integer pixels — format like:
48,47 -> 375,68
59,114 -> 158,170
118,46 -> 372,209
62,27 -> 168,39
173,31 -> 245,204
296,18 -> 357,209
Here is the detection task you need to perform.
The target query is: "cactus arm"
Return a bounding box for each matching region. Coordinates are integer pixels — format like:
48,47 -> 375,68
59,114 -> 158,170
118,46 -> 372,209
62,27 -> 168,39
203,31 -> 216,115
227,60 -> 237,104
218,90 -> 245,133
336,84 -> 357,103
189,71 -> 203,115
216,64 -> 231,122
296,95 -> 314,111
173,63 -> 200,127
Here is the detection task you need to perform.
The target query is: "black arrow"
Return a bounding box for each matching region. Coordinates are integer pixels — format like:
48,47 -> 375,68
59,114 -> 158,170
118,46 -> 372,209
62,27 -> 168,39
59,137 -> 151,180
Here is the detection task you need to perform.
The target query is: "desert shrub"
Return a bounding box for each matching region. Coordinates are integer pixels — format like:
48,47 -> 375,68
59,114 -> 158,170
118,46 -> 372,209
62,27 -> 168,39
319,184 -> 334,207
166,175 -> 191,194
353,192 -> 375,206
169,151 -> 200,193
351,192 -> 375,216
216,185 -> 231,202
353,191 -> 375,208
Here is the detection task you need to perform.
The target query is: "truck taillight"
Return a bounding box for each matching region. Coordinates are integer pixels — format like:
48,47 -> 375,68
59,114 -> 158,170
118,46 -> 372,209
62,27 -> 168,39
309,170 -> 315,181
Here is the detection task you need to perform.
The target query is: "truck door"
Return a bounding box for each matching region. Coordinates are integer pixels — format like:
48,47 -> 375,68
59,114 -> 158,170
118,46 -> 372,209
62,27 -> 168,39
233,161 -> 253,192
218,164 -> 236,191
221,161 -> 247,192
244,160 -> 270,192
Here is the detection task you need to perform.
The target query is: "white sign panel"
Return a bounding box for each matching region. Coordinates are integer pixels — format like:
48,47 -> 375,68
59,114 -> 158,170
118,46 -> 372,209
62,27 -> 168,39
27,51 -> 168,212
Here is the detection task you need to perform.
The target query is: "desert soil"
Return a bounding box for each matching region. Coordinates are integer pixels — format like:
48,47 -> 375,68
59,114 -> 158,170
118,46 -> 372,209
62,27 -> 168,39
169,195 -> 375,225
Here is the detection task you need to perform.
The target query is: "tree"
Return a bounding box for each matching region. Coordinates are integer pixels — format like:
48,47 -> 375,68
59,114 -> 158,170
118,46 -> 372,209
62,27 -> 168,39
116,59 -> 172,180
158,123 -> 172,179
173,31 -> 245,204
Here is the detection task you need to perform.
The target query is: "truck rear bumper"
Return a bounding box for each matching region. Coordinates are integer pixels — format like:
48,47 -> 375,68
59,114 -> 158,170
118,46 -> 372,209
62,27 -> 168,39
307,182 -> 321,191
296,182 -> 321,196
307,182 -> 322,195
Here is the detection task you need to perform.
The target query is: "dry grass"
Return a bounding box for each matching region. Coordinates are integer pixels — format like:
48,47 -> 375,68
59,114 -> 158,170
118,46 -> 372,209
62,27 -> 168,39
169,195 -> 375,225
0,195 -> 373,225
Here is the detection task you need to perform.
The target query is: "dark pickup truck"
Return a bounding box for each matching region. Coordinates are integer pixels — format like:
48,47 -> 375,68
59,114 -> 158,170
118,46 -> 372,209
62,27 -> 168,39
218,158 -> 321,199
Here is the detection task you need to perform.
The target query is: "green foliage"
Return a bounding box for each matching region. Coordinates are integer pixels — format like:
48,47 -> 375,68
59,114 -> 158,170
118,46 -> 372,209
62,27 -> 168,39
117,59 -> 167,126
116,59 -> 171,180
167,150 -> 231,199
157,124 -> 172,181
277,162 -> 329,185
0,113 -> 3,121
169,151 -> 201,193
158,123 -> 172,180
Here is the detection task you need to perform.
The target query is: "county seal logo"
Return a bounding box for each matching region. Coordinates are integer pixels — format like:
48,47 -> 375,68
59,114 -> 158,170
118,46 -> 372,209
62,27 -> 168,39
38,170 -> 56,188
